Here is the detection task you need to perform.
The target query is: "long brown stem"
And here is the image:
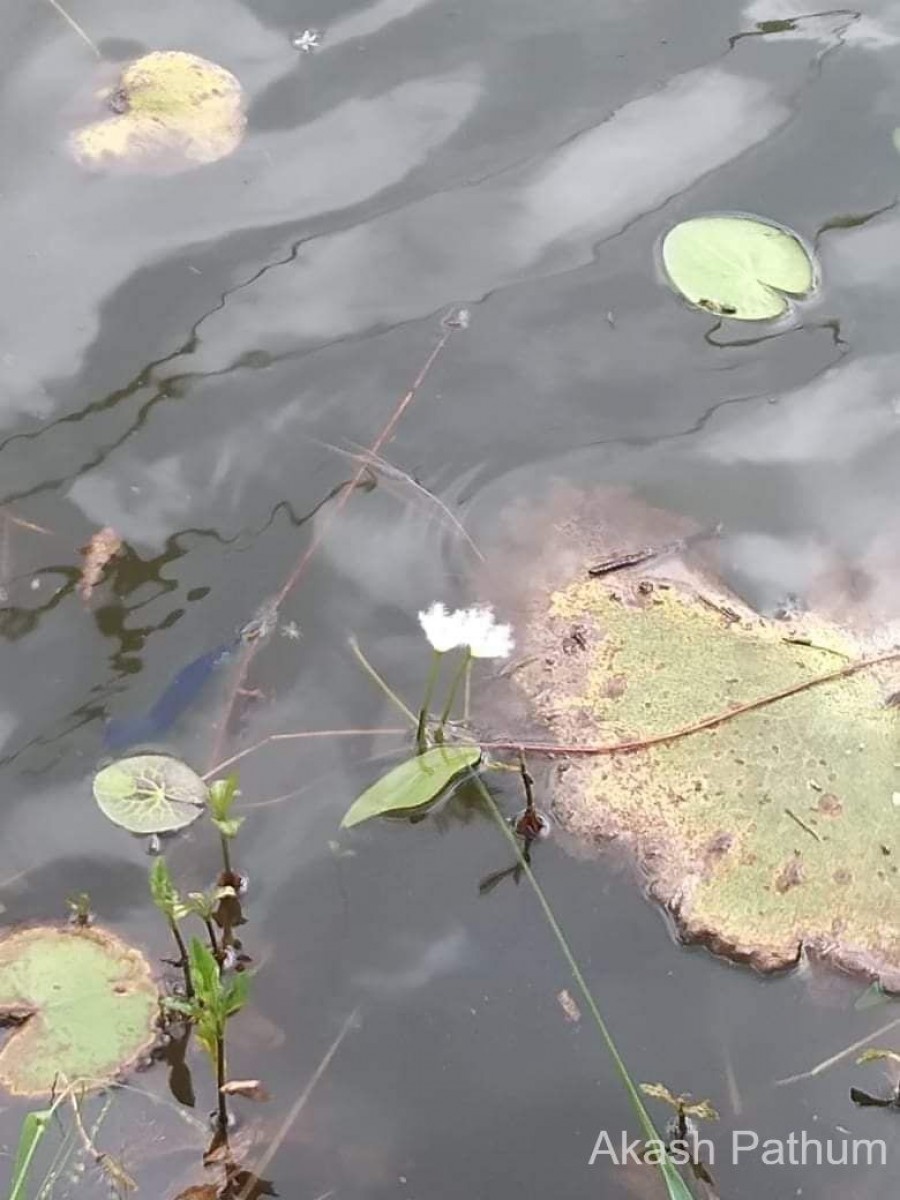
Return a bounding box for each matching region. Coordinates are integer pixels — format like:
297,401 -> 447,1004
481,648 -> 900,757
207,315 -> 460,772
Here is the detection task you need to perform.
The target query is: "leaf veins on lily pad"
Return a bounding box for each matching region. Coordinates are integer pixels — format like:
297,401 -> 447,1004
0,925 -> 158,1096
93,754 -> 208,834
662,215 -> 815,320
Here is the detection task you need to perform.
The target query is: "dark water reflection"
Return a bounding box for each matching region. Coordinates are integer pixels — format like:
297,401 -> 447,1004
2,0 -> 900,1196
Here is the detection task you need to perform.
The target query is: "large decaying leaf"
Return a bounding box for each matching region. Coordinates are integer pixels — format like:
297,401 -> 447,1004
93,754 -> 208,834
0,926 -> 158,1096
71,51 -> 245,172
488,488 -> 900,991
341,746 -> 482,828
662,215 -> 815,320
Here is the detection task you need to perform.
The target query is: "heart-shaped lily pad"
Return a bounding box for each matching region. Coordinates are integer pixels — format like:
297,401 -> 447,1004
662,215 -> 815,319
0,926 -> 158,1096
70,51 -> 245,172
93,754 -> 208,834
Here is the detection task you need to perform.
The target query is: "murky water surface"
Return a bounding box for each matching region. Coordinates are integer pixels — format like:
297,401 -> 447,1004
2,0 -> 900,1196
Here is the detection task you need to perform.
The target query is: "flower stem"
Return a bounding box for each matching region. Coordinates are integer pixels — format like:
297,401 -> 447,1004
463,655 -> 472,722
435,649 -> 471,742
349,636 -> 417,726
416,649 -> 443,752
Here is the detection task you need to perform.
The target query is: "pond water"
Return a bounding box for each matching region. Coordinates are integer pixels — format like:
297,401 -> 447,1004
2,0 -> 900,1196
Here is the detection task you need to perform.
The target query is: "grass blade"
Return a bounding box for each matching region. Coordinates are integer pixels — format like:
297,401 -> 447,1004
9,1108 -> 53,1200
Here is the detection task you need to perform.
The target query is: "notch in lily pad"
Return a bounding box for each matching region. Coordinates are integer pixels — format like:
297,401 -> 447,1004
93,753 -> 208,835
0,925 -> 158,1096
662,215 -> 816,320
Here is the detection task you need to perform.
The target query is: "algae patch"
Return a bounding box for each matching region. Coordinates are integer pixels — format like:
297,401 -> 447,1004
70,51 -> 245,172
501,494 -> 900,991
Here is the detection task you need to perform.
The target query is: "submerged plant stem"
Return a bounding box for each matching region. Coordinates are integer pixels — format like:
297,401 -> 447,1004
349,637 -> 417,726
42,0 -> 101,57
207,314 -> 460,773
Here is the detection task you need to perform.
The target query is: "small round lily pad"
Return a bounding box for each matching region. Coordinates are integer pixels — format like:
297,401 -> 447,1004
70,50 -> 245,172
662,215 -> 815,320
0,925 -> 158,1096
93,754 -> 208,834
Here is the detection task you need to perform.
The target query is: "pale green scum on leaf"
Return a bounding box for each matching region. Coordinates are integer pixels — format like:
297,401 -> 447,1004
341,745 -> 481,828
0,926 -> 158,1096
662,215 -> 815,320
514,574 -> 900,990
93,753 -> 208,834
71,51 -> 246,172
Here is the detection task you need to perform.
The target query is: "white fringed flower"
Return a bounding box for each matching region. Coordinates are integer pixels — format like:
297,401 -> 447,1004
418,602 -> 468,653
459,605 -> 515,659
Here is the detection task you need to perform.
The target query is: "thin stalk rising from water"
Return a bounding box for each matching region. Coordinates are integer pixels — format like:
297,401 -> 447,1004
471,772 -> 693,1200
416,649 -> 443,751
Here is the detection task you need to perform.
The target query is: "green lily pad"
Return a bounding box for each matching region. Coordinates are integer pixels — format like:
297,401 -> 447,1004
662,215 -> 815,320
93,754 -> 208,834
341,745 -> 482,828
71,51 -> 245,172
0,926 -> 158,1096
498,491 -> 900,991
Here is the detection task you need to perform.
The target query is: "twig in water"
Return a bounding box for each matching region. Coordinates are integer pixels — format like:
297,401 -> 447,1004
784,808 -> 821,842
304,434 -> 483,560
207,313 -> 461,772
238,1008 -> 360,1198
775,1016 -> 900,1086
202,726 -> 407,780
42,0 -> 101,57
482,647 -> 900,758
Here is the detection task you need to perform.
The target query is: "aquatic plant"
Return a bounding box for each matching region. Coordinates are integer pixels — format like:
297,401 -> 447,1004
340,615 -> 694,1198
163,939 -> 250,1144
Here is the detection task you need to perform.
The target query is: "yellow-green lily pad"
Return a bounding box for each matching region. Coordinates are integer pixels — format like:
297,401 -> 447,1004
662,215 -> 815,320
498,491 -> 900,991
70,51 -> 245,172
0,925 -> 158,1096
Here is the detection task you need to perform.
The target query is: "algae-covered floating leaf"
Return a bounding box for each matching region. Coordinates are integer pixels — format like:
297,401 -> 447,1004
662,215 -> 815,320
341,745 -> 481,828
508,501 -> 900,990
71,51 -> 245,172
0,925 -> 158,1097
93,753 -> 207,834
857,1048 -> 900,1067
